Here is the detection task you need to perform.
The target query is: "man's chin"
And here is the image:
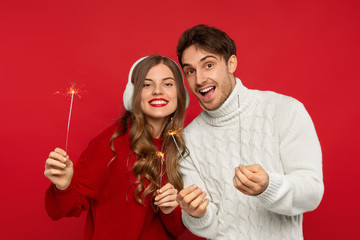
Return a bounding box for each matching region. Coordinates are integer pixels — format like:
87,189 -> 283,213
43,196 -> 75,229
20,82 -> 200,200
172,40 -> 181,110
200,100 -> 221,111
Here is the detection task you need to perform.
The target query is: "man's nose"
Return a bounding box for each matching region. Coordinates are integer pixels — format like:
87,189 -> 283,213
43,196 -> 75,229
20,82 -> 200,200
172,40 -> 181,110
195,70 -> 206,86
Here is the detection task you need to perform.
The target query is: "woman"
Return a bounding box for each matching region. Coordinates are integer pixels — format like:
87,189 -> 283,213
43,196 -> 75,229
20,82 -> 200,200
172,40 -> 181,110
44,55 -> 190,239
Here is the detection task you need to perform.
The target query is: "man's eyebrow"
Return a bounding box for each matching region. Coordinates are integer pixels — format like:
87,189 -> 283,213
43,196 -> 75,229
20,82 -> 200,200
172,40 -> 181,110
200,55 -> 218,62
182,55 -> 218,68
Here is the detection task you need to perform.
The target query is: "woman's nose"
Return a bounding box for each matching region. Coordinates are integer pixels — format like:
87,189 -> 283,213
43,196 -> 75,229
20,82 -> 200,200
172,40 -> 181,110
152,84 -> 163,95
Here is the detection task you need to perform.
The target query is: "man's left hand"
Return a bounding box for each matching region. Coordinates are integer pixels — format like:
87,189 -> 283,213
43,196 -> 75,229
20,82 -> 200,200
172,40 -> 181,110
233,164 -> 269,196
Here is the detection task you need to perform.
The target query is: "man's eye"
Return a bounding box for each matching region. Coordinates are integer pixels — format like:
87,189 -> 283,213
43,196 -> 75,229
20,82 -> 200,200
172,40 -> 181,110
186,69 -> 195,75
206,63 -> 213,68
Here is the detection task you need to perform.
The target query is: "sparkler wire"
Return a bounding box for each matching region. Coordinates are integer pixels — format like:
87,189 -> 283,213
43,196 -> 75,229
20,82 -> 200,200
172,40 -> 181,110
65,91 -> 74,153
170,133 -> 185,161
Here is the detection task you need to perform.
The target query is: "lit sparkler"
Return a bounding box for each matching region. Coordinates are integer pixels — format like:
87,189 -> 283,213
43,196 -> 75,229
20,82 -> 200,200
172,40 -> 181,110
65,82 -> 77,153
168,129 -> 185,162
157,152 -> 165,186
55,82 -> 83,153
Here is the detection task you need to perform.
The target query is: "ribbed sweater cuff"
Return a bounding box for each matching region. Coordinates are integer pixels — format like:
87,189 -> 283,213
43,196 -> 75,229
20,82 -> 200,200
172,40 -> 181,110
45,182 -> 82,220
256,172 -> 283,205
182,208 -> 211,229
52,182 -> 74,194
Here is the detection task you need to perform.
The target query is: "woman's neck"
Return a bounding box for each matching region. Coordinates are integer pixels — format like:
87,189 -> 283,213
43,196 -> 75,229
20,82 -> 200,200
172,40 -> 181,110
146,117 -> 168,138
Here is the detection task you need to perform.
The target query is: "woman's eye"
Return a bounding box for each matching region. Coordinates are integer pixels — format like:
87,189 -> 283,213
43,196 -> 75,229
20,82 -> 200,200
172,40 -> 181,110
143,83 -> 151,87
164,83 -> 173,87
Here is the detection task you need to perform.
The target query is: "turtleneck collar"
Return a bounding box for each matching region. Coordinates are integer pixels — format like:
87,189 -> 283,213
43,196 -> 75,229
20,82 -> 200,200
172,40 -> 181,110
200,78 -> 250,126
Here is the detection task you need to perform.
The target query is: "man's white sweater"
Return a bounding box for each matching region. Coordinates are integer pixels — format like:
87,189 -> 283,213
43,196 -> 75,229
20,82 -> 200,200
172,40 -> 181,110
180,78 -> 324,240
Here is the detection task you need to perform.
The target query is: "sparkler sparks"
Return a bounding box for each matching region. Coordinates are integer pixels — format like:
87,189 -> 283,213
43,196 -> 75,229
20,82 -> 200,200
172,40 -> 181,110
54,82 -> 85,98
157,151 -> 165,164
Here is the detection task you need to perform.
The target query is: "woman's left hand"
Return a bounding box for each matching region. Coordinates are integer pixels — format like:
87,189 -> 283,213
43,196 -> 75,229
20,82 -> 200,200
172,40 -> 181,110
154,183 -> 178,214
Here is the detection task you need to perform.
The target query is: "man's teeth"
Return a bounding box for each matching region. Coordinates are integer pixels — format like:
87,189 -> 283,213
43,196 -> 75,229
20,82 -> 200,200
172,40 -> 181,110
200,86 -> 214,93
150,100 -> 167,104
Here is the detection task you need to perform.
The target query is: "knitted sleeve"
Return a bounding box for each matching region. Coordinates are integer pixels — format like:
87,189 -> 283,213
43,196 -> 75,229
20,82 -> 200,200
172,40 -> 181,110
159,205 -> 186,237
44,162 -> 93,220
256,100 -> 324,216
45,125 -> 117,220
179,151 -> 219,239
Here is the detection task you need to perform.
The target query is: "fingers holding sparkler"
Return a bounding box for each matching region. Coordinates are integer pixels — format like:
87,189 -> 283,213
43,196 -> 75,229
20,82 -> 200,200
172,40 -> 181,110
154,183 -> 179,214
233,164 -> 269,196
44,147 -> 74,190
176,185 -> 209,218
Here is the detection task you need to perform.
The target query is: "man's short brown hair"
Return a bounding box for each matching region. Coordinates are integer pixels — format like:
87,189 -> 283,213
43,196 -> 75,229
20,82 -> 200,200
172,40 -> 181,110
177,24 -> 237,66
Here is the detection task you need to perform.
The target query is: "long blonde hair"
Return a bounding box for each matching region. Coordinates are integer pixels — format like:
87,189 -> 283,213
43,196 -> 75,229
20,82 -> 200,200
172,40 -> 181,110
110,55 -> 187,210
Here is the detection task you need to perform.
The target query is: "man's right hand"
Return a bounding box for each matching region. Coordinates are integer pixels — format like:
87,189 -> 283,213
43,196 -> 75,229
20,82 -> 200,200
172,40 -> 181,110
176,185 -> 209,218
44,148 -> 74,190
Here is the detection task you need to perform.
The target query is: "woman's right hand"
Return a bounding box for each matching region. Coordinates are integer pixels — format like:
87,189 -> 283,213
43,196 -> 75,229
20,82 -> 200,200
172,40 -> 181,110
44,148 -> 74,190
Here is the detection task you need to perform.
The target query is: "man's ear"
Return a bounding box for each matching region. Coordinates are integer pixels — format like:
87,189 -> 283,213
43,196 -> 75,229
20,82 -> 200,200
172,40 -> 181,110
227,55 -> 237,74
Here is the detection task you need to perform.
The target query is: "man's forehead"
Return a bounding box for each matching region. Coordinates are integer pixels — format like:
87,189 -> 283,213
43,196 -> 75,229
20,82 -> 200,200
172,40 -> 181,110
182,46 -> 222,66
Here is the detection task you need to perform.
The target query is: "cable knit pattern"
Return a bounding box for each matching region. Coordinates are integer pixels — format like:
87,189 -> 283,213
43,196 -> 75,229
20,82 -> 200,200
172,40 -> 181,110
180,78 -> 324,240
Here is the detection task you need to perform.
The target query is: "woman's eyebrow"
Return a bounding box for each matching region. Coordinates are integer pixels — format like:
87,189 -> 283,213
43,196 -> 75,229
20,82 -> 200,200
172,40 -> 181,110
145,77 -> 175,81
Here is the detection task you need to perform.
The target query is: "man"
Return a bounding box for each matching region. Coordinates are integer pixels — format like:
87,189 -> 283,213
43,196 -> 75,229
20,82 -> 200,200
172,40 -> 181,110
176,24 -> 324,239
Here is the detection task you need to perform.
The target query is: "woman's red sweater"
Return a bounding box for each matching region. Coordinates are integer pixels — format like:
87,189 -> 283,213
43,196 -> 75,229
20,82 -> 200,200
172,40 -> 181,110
45,124 -> 187,239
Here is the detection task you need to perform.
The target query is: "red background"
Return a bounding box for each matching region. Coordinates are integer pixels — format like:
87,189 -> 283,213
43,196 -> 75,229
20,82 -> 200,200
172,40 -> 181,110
1,0 -> 359,239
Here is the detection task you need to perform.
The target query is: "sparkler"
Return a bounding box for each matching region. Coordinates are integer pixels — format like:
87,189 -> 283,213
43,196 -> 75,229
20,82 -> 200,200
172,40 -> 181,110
156,128 -> 184,187
157,152 -> 165,187
168,129 -> 185,162
55,82 -> 83,153
65,82 -> 77,153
